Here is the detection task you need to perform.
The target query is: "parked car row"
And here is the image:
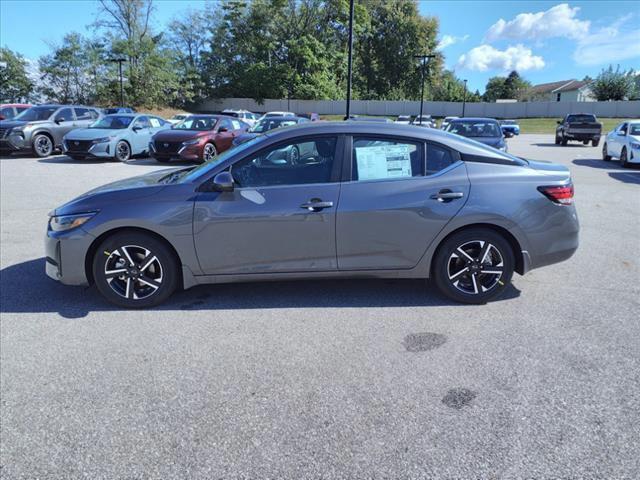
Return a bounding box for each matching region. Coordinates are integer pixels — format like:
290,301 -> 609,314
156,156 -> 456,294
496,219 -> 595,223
602,120 -> 640,167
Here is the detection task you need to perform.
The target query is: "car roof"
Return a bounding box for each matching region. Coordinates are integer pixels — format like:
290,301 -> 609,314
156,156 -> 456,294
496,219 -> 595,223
452,117 -> 498,122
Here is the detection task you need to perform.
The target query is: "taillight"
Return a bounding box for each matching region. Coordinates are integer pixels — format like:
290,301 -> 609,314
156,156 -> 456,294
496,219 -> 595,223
538,183 -> 574,205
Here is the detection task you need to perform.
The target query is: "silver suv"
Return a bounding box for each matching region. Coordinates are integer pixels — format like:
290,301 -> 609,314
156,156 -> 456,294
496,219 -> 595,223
0,105 -> 102,157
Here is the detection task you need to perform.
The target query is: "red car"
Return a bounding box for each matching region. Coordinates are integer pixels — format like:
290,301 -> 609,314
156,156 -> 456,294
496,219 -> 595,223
149,115 -> 249,163
0,103 -> 32,120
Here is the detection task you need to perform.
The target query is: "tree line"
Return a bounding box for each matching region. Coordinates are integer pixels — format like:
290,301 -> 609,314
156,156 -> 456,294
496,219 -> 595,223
0,0 -> 637,108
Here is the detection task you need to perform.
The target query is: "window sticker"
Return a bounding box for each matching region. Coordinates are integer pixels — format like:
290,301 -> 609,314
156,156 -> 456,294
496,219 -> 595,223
355,144 -> 412,180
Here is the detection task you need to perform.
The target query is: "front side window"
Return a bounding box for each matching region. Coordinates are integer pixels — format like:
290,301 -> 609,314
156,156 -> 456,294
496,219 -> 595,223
218,119 -> 233,131
74,107 -> 92,120
352,137 -> 422,181
54,108 -> 74,122
132,116 -> 150,129
619,123 -> 628,134
231,137 -> 337,188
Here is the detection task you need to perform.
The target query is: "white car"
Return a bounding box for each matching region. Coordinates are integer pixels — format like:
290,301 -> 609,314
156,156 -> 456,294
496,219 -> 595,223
222,109 -> 260,126
441,116 -> 459,130
412,115 -> 435,128
167,114 -> 189,125
395,115 -> 411,125
260,111 -> 296,119
603,120 -> 640,167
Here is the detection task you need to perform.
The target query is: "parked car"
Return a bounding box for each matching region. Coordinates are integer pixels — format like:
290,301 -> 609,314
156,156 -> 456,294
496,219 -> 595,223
299,113 -> 321,122
440,116 -> 458,130
167,114 -> 189,125
62,114 -> 170,162
347,116 -> 393,123
0,103 -> 32,120
499,119 -> 520,137
0,104 -> 102,157
412,115 -> 435,128
555,113 -> 602,146
103,107 -> 136,115
261,111 -> 296,118
395,115 -> 412,125
45,122 -> 579,308
602,120 -> 640,167
222,109 -> 260,126
149,115 -> 249,163
446,118 -> 507,152
233,116 -> 310,146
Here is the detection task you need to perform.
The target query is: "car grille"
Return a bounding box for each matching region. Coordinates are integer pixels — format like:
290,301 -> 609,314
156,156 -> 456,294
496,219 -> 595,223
154,141 -> 182,154
65,140 -> 94,152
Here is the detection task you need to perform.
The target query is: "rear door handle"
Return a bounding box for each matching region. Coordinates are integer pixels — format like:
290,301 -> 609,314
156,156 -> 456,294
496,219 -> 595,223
300,199 -> 334,211
430,190 -> 464,202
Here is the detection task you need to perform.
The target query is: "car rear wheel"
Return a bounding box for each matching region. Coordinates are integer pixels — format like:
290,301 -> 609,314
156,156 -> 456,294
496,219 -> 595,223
591,139 -> 600,147
620,147 -> 629,168
602,143 -> 611,161
115,141 -> 131,162
32,134 -> 53,158
432,228 -> 515,304
92,232 -> 179,308
202,143 -> 217,163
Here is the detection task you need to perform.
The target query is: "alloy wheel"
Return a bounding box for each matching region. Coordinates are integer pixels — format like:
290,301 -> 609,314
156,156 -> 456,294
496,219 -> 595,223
116,141 -> 130,162
34,135 -> 53,157
203,143 -> 217,162
104,245 -> 163,300
447,240 -> 504,295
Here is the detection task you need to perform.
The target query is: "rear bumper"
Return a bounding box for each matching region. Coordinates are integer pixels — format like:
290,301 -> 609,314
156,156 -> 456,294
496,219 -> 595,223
45,227 -> 95,286
565,131 -> 600,141
528,205 -> 580,270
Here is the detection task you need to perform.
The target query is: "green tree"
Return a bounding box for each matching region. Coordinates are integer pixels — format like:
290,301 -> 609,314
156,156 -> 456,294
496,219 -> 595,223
0,47 -> 33,102
503,70 -> 530,100
482,76 -> 506,102
591,65 -> 636,101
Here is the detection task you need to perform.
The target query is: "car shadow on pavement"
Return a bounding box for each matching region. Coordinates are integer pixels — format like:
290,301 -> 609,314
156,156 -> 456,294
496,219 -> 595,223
532,143 -> 592,148
0,258 -> 521,319
572,159 -> 633,170
609,172 -> 640,184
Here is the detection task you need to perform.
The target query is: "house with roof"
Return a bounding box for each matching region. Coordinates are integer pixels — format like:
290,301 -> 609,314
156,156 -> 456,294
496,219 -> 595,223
528,79 -> 595,102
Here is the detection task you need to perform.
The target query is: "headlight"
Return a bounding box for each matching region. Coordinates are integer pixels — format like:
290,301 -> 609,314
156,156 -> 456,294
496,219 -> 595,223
93,137 -> 114,144
49,212 -> 97,232
182,138 -> 201,146
631,142 -> 640,150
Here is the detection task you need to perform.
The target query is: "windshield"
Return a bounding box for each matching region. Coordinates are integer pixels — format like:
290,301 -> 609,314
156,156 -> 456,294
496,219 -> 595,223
178,135 -> 267,183
249,118 -> 297,133
90,115 -> 133,129
14,106 -> 58,122
567,114 -> 596,123
174,116 -> 217,130
448,121 -> 501,137
629,124 -> 640,135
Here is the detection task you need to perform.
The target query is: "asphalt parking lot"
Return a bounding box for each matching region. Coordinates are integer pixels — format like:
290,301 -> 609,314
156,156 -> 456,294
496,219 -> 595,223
1,134 -> 639,478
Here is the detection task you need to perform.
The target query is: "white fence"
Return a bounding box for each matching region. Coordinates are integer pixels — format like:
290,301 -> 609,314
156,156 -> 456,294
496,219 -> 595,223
196,98 -> 640,118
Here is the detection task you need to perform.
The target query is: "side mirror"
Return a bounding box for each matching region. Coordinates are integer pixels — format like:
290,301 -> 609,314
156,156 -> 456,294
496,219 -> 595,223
556,120 -> 562,125
617,131 -> 626,136
55,118 -> 63,124
211,171 -> 234,192
132,125 -> 142,132
218,127 -> 228,133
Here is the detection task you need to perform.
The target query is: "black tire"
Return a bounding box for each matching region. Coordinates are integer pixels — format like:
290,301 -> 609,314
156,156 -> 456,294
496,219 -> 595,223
432,228 -> 515,304
32,133 -> 53,158
620,147 -> 629,168
115,140 -> 131,162
202,142 -> 217,163
582,140 -> 589,145
92,231 -> 179,308
554,135 -> 561,145
561,138 -> 568,146
591,139 -> 600,147
602,143 -> 611,161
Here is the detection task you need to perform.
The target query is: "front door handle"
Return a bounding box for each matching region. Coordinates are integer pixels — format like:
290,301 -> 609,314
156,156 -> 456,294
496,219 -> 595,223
430,190 -> 464,202
300,199 -> 334,211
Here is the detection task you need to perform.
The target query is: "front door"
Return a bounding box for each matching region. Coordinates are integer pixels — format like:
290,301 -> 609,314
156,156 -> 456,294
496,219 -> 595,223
337,137 -> 470,270
194,136 -> 342,274
51,108 -> 76,145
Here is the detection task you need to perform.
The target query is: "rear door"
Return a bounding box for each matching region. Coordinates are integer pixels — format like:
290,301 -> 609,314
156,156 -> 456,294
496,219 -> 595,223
336,136 -> 470,270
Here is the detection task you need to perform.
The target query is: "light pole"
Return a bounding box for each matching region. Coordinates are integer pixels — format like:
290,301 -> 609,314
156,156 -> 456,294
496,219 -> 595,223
462,79 -> 468,117
344,0 -> 355,120
414,54 -> 436,125
109,58 -> 126,107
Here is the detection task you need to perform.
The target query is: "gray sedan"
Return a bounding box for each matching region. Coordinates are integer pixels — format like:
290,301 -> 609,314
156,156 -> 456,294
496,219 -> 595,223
45,122 -> 579,307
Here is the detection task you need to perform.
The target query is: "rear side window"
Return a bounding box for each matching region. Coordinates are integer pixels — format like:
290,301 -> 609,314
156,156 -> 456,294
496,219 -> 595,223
231,119 -> 242,130
0,107 -> 15,119
149,117 -> 164,128
426,143 -> 456,175
352,137 -> 422,181
566,114 -> 596,123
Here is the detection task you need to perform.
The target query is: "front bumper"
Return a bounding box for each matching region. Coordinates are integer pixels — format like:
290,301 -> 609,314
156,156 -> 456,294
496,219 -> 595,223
45,226 -> 95,286
62,139 -> 114,159
0,131 -> 32,152
149,141 -> 202,161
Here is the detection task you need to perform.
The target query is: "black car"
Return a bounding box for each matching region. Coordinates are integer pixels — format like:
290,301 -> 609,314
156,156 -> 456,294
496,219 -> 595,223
232,116 -> 310,146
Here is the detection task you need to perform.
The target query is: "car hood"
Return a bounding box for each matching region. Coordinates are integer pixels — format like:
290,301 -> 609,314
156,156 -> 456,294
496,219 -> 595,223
52,167 -> 184,216
0,120 -> 30,129
152,129 -> 207,142
64,128 -> 123,140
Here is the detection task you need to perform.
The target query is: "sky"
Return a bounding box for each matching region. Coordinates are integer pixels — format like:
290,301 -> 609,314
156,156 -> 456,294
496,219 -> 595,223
1,0 -> 639,93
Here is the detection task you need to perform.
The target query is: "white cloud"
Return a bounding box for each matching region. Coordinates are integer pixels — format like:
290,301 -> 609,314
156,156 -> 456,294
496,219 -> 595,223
486,3 -> 590,42
437,34 -> 469,50
457,44 -> 545,72
573,14 -> 640,66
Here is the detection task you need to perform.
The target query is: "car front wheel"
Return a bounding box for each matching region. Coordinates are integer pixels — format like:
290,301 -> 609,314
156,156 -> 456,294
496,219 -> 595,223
602,143 -> 611,161
432,228 -> 515,304
202,143 -> 217,163
115,141 -> 131,162
32,134 -> 53,158
620,147 -> 629,168
92,232 -> 179,308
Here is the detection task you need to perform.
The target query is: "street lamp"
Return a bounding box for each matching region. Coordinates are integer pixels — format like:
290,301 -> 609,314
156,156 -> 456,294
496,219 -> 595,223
414,54 -> 436,125
344,0 -> 355,120
109,58 -> 126,107
462,79 -> 468,117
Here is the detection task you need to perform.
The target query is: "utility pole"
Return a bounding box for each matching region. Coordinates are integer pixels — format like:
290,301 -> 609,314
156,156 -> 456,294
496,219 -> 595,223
109,58 -> 126,107
344,0 -> 355,120
414,54 -> 436,125
462,79 -> 468,117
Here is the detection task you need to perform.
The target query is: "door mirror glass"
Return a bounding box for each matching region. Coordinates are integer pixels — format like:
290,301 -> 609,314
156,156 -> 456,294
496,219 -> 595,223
218,126 -> 229,133
212,171 -> 234,192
